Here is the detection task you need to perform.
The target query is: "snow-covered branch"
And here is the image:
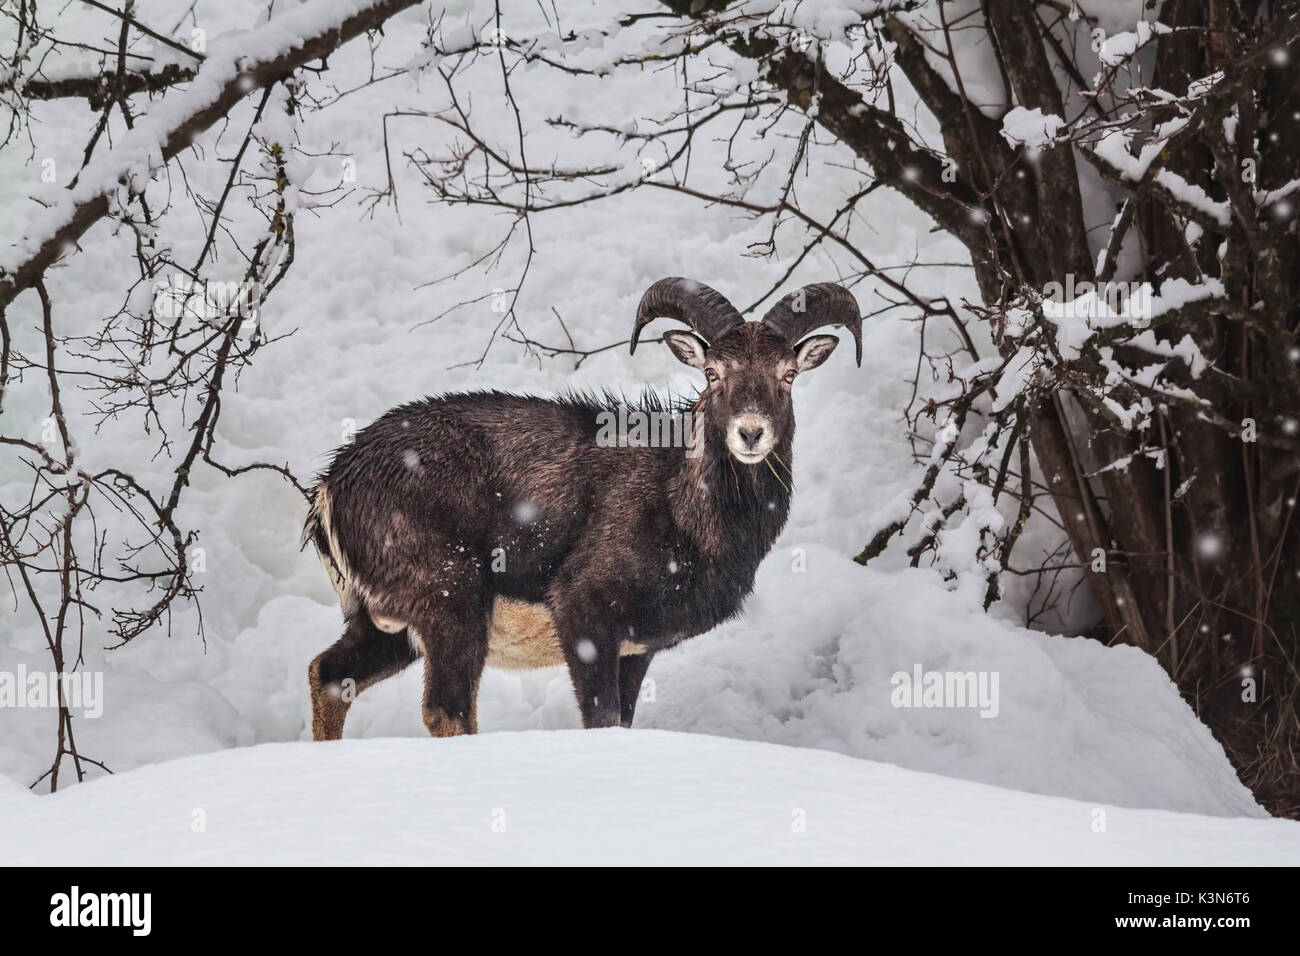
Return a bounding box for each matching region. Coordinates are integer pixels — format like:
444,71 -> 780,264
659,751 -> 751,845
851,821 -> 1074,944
0,0 -> 422,311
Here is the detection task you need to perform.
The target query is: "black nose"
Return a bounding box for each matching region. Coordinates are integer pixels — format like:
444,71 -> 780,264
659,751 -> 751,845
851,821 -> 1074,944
739,425 -> 764,448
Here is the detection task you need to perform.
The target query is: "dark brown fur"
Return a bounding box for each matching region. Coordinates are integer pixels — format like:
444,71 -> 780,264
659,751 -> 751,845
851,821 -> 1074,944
304,293 -> 855,739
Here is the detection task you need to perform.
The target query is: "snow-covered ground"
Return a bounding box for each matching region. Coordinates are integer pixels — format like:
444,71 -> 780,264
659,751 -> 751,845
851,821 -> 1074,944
2,731 -> 1296,866
0,0 -> 1285,858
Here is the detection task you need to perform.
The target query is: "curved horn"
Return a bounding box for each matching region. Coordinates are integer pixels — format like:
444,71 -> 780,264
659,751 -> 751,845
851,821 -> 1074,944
761,283 -> 863,366
630,277 -> 745,355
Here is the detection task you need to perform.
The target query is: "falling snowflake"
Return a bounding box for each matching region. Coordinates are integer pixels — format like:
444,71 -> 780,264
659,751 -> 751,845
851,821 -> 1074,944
1197,533 -> 1223,559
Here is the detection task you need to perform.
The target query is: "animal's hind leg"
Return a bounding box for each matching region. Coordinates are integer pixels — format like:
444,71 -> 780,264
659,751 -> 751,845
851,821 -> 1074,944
309,613 -> 420,741
407,587 -> 490,738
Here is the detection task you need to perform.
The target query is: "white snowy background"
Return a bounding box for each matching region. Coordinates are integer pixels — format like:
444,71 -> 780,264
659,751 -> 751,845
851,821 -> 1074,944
1,0 -> 1296,864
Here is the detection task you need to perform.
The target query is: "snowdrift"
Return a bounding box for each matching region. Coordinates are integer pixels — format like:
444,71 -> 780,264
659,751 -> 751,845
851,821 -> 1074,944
2,554 -> 1262,819
1,731 -> 1294,866
1,553 -> 1262,820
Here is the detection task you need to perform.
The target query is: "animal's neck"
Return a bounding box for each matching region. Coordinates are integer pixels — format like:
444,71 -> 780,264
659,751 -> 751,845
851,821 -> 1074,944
668,403 -> 792,560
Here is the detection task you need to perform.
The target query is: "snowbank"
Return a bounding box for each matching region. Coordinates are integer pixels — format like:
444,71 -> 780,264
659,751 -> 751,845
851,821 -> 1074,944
5,554 -> 1258,822
299,551 -> 1258,817
1,732 -> 1293,866
638,554 -> 1263,817
4,552 -> 1259,820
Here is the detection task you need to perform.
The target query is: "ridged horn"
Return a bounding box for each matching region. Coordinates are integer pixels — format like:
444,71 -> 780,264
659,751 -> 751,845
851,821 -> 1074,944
760,283 -> 863,366
630,277 -> 745,354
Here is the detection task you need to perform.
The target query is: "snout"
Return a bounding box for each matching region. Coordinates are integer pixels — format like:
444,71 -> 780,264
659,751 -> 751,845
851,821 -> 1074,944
726,412 -> 776,464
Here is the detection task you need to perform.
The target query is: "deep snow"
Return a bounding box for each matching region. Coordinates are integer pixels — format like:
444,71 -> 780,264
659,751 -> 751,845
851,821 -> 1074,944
0,0 -> 1272,838
1,731 -> 1295,866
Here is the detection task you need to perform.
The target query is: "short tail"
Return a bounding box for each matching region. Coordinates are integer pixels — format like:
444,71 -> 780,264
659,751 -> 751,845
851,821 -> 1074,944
302,483 -> 352,607
300,483 -> 332,557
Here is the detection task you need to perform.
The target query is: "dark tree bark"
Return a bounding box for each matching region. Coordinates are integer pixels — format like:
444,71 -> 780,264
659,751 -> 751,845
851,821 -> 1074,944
660,0 -> 1300,813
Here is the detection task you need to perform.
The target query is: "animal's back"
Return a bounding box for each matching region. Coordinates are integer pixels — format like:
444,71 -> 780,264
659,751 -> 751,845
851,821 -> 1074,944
304,391 -> 672,672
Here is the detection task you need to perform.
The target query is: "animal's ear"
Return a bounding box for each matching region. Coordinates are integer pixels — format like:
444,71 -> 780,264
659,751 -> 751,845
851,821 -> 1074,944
795,334 -> 839,371
662,330 -> 709,369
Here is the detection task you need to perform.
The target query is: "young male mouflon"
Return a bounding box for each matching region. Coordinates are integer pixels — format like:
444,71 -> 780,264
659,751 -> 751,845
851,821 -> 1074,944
302,277 -> 861,739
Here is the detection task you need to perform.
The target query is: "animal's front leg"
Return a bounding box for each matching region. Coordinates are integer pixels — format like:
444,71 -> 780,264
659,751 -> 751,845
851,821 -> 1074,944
572,654 -> 621,728
554,612 -> 621,728
617,652 -> 655,728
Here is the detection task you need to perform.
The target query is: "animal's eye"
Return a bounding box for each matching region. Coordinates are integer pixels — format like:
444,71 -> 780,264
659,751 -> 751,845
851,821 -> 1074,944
705,368 -> 720,382
783,369 -> 798,384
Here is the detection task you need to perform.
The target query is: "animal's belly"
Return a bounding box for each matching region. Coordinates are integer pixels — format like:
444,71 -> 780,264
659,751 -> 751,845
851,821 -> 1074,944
485,597 -> 566,670
386,598 -> 645,671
